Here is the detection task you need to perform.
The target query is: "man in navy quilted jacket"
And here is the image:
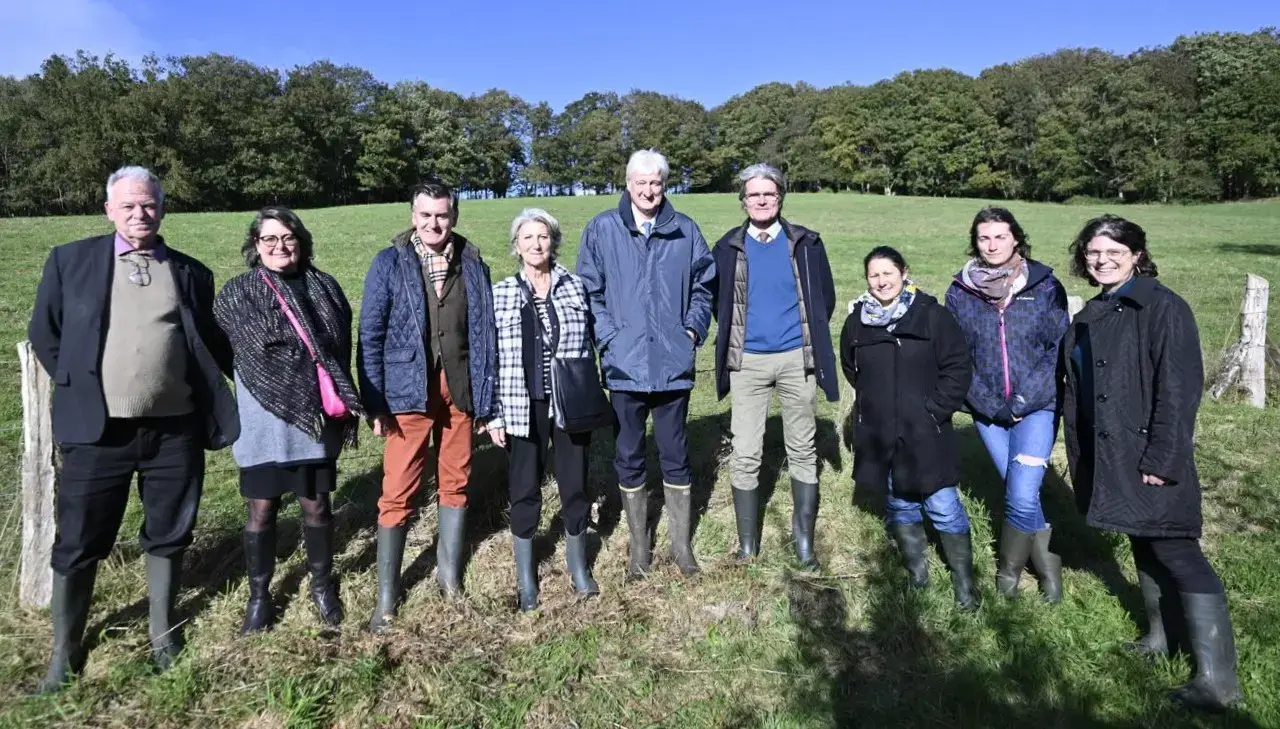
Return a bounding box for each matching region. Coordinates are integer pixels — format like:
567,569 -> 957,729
577,149 -> 716,580
358,178 -> 497,630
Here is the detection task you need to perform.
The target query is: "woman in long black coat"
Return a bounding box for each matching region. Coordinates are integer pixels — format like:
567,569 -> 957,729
840,246 -> 979,610
1062,215 -> 1241,712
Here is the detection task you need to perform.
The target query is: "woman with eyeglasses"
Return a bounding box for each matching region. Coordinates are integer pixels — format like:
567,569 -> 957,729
213,207 -> 364,634
1062,215 -> 1241,711
945,207 -> 1069,603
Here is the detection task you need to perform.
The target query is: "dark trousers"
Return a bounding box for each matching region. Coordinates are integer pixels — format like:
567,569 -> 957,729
508,399 -> 591,539
53,416 -> 204,575
1130,535 -> 1225,595
611,390 -> 691,488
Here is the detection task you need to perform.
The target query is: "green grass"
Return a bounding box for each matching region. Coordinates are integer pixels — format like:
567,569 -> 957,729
0,193 -> 1278,728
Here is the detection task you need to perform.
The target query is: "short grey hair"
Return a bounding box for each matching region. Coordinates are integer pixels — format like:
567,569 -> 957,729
626,149 -> 669,183
738,163 -> 786,205
509,208 -> 563,261
106,165 -> 165,205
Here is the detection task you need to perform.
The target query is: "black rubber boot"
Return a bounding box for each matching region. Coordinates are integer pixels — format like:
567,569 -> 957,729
938,531 -> 981,611
513,535 -> 539,612
1029,526 -> 1063,604
36,567 -> 98,694
790,479 -> 819,569
996,521 -> 1034,598
888,522 -> 930,588
368,524 -> 407,634
436,506 -> 466,598
621,487 -> 651,582
1124,569 -> 1169,658
564,530 -> 600,598
1171,592 -> 1243,712
146,553 -> 183,671
303,524 -> 344,626
664,484 -> 700,576
239,528 -> 276,634
731,487 -> 759,562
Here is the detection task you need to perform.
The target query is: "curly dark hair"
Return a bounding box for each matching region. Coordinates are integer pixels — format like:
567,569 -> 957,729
968,206 -> 1030,260
242,206 -> 315,269
1068,214 -> 1159,286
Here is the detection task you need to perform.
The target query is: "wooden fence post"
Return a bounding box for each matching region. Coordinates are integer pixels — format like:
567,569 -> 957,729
1239,274 -> 1269,408
1209,275 -> 1269,407
18,341 -> 56,609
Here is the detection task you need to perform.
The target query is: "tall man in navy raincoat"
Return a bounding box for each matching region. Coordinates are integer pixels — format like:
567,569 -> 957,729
576,149 -> 716,580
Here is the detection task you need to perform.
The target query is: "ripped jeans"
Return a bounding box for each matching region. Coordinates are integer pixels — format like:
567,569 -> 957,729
974,408 -> 1056,534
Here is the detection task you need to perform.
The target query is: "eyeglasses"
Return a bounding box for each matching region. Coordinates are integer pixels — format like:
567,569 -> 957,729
744,192 -> 780,202
258,234 -> 298,250
1083,249 -> 1132,262
125,254 -> 151,286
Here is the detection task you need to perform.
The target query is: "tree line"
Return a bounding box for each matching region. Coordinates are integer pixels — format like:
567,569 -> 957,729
1,28 -> 1278,216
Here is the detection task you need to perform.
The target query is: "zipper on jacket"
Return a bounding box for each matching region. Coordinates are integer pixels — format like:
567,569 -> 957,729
998,311 -> 1012,399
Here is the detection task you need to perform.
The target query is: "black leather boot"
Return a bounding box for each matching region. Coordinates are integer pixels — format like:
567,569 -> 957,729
303,524 -> 344,626
240,528 -> 276,634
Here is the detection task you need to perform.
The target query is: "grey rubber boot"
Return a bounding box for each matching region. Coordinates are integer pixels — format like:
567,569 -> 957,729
368,524 -> 407,634
664,484 -> 700,576
888,521 -> 930,588
146,553 -> 183,670
436,506 -> 467,598
512,535 -> 539,611
1029,526 -> 1063,604
564,530 -> 600,598
303,524 -> 344,626
1124,569 -> 1170,658
938,531 -> 981,611
790,479 -> 820,569
731,487 -> 760,561
621,487 -> 651,582
1171,592 -> 1243,712
36,567 -> 98,694
240,528 -> 276,634
996,521 -> 1034,598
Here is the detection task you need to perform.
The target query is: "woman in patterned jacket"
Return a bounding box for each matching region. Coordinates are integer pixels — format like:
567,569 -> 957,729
484,208 -> 601,611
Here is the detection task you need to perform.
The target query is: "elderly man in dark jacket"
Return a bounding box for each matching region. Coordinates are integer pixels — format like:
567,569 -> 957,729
1063,214 -> 1241,712
27,166 -> 238,693
710,163 -> 837,568
576,149 -> 716,580
358,178 -> 497,630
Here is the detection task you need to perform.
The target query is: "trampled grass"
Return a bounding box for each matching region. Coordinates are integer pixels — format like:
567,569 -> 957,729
0,193 -> 1277,727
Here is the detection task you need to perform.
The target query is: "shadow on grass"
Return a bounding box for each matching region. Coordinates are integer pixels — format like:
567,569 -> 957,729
777,543 -> 1265,728
1216,243 -> 1280,257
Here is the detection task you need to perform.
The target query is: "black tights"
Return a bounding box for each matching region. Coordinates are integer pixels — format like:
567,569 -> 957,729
1129,536 -> 1224,595
245,494 -> 332,532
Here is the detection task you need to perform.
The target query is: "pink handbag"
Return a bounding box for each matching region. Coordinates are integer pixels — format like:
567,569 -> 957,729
258,270 -> 350,419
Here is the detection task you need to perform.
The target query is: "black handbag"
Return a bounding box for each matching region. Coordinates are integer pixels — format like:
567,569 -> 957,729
517,277 -> 615,433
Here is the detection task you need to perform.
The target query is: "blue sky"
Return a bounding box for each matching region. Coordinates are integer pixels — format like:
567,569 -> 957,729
1,0 -> 1275,109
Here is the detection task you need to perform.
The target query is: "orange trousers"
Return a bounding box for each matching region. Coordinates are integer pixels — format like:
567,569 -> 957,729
377,368 -> 474,526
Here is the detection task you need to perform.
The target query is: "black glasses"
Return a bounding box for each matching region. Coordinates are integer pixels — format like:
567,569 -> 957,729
125,254 -> 151,286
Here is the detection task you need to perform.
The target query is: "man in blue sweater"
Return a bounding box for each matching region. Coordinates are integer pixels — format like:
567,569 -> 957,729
710,163 -> 838,568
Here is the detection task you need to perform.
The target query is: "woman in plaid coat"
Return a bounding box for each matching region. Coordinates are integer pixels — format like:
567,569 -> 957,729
485,208 -> 601,610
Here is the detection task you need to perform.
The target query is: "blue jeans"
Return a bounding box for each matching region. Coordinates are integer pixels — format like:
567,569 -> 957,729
974,408 -> 1056,533
885,475 -> 971,534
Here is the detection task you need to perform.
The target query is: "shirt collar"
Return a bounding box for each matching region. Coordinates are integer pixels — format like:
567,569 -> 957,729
114,232 -> 168,262
747,220 -> 783,243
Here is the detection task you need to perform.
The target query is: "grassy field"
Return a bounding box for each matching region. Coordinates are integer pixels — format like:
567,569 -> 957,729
0,193 -> 1277,728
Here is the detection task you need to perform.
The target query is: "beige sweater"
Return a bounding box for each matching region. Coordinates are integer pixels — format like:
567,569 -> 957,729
100,252 -> 193,418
